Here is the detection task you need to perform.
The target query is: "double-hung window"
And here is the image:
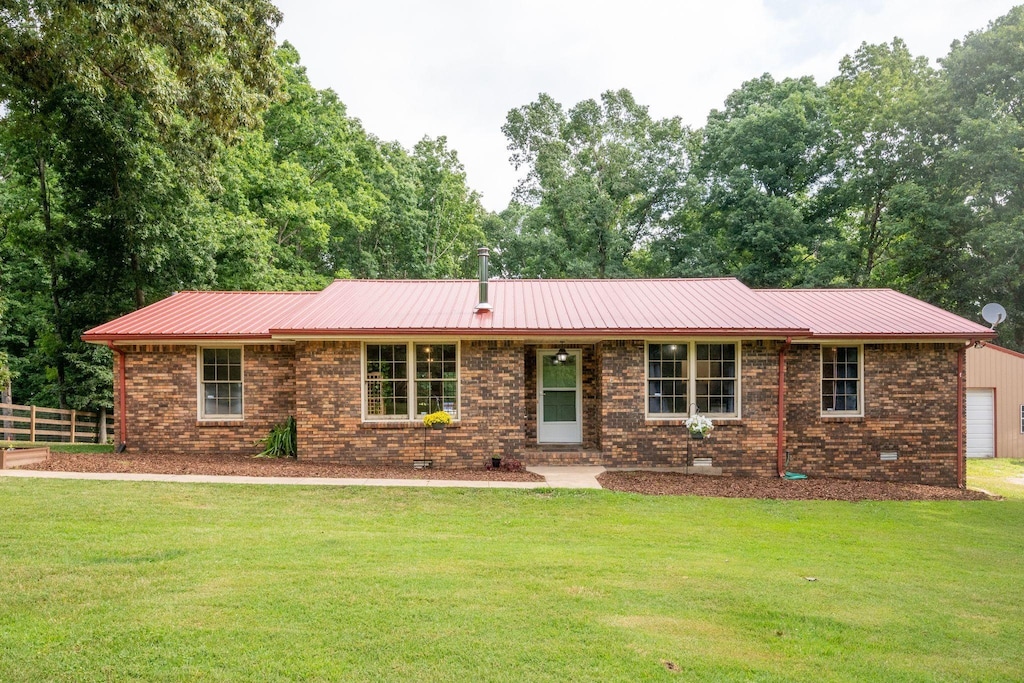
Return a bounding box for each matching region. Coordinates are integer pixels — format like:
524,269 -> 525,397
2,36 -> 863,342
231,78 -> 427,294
200,348 -> 243,419
647,342 -> 739,418
821,345 -> 862,415
695,343 -> 737,414
647,344 -> 688,415
365,342 -> 459,420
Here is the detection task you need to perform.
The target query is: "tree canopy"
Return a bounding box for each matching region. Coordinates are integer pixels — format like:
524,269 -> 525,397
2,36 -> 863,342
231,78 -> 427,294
3,4 -> 1024,412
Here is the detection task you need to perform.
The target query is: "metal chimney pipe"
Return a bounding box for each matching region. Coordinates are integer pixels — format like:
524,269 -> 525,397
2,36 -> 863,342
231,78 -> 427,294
475,246 -> 493,312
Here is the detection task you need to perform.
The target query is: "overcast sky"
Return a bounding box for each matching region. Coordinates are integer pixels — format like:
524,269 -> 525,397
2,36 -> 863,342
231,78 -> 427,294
273,0 -> 1020,212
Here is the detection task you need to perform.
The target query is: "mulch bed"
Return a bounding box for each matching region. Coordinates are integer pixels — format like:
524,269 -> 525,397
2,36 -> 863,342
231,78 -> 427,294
21,451 -> 544,482
598,471 -> 996,501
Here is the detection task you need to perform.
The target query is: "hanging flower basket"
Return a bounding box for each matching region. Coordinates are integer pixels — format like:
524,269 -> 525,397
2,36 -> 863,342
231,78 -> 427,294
685,414 -> 714,439
423,410 -> 452,429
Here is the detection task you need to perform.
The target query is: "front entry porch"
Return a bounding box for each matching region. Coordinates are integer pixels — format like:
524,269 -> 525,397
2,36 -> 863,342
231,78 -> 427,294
525,343 -> 602,451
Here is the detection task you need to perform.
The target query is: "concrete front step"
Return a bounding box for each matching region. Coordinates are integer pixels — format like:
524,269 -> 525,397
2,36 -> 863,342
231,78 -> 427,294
521,449 -> 605,466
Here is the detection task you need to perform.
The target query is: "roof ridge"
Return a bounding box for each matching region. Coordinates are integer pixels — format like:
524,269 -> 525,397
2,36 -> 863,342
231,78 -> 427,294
757,287 -> 895,293
328,277 -> 742,283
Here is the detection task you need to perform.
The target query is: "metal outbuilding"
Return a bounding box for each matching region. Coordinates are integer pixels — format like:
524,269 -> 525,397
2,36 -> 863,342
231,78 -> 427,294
966,343 -> 1024,458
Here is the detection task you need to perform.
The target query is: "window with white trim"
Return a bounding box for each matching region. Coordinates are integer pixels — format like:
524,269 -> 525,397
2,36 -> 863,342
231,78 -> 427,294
415,344 -> 458,415
646,341 -> 739,418
365,344 -> 409,417
695,343 -> 737,414
647,343 -> 688,414
365,342 -> 458,420
200,348 -> 243,418
821,345 -> 861,414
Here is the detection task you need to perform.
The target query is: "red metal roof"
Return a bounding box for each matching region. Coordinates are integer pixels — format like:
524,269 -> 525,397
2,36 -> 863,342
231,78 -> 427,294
82,279 -> 995,342
270,278 -> 810,336
82,291 -> 319,341
756,289 -> 994,339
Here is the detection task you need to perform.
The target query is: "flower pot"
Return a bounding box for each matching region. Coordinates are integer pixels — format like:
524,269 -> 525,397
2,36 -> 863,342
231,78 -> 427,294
431,423 -> 447,430
491,457 -> 502,469
690,432 -> 705,440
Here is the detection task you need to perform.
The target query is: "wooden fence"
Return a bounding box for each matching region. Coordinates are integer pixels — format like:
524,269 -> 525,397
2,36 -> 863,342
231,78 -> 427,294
0,402 -> 113,444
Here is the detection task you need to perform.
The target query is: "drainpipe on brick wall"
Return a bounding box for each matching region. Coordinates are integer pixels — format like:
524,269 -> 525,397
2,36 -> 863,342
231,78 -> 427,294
957,343 -> 967,489
777,337 -> 792,478
107,342 -> 127,451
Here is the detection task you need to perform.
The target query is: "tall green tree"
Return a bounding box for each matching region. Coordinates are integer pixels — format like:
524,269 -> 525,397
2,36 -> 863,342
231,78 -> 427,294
500,90 -> 689,278
658,74 -> 836,286
824,39 -> 945,287
0,0 -> 281,408
940,6 -> 1024,348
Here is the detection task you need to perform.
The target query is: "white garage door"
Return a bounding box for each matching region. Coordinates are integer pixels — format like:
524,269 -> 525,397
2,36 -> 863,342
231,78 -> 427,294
966,388 -> 995,458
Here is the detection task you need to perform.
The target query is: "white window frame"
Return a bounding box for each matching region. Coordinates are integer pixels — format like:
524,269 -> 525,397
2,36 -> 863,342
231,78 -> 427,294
197,346 -> 244,421
820,344 -> 864,417
361,341 -> 461,422
1020,404 -> 1023,434
644,340 -> 742,420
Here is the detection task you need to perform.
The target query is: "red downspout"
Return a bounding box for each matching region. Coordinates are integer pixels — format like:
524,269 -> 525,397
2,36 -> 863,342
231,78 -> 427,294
777,337 -> 792,478
956,343 -> 967,489
107,342 -> 127,449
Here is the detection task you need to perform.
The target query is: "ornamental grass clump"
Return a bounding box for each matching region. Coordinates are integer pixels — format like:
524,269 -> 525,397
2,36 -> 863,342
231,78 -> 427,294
422,411 -> 452,428
255,416 -> 297,458
685,413 -> 714,438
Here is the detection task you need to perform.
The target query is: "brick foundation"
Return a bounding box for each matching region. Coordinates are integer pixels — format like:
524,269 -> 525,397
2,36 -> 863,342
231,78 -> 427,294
114,338 -> 964,485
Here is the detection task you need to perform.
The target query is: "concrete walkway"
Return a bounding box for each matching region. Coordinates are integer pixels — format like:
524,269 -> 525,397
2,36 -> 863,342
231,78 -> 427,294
526,465 -> 605,489
0,466 -> 607,490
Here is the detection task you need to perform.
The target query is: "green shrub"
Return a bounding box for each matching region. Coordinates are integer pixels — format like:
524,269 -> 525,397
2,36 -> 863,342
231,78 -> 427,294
255,416 -> 296,458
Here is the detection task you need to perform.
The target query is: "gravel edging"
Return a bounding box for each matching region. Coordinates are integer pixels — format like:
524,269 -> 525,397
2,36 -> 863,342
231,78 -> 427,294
598,471 -> 996,501
20,452 -> 544,482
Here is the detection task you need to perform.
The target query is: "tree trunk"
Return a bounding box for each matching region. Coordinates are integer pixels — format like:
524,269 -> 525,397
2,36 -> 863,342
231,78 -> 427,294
131,252 -> 145,309
37,153 -> 68,409
862,200 -> 883,286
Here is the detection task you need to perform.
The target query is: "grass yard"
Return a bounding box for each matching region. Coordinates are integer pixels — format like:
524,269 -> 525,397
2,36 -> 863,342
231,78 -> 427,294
1,441 -> 113,454
0,480 -> 1021,682
968,458 -> 1024,499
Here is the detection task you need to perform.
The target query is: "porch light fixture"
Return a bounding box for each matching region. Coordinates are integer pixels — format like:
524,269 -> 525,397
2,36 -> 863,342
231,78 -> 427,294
555,347 -> 569,363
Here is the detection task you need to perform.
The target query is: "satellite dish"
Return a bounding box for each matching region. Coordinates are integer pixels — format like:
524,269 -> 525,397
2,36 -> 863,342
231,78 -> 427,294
981,303 -> 1007,328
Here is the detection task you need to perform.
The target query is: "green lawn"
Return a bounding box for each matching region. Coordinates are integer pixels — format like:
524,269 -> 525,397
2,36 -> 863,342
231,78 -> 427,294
968,458 -> 1024,499
1,441 -> 113,453
0,480 -> 1021,681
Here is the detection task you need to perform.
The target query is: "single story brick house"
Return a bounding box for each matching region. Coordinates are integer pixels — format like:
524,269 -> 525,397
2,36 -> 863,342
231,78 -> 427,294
83,251 -> 994,487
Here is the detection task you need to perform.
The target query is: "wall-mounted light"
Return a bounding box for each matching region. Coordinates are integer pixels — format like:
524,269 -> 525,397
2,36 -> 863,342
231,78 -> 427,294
555,347 -> 569,363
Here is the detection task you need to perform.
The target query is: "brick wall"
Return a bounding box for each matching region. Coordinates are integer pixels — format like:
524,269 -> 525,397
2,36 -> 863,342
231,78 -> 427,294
114,337 -> 963,484
598,340 -> 779,474
293,340 -> 525,467
118,344 -> 294,455
784,343 -> 961,487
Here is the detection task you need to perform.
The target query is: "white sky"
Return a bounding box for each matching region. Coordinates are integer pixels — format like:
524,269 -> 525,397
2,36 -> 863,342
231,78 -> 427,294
273,0 -> 1020,212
